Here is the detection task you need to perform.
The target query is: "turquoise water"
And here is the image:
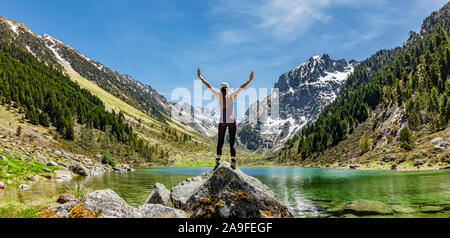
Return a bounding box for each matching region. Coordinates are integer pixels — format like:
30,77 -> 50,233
4,167 -> 450,217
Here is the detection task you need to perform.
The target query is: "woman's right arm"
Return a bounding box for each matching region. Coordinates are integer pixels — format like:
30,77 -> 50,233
198,68 -> 219,96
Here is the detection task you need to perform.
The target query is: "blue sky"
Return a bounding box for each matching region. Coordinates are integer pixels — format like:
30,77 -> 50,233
0,0 -> 447,102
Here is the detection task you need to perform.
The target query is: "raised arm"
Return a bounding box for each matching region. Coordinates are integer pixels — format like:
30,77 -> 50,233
197,68 -> 219,96
231,72 -> 254,98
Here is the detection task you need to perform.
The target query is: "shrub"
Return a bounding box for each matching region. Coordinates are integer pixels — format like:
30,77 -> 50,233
101,153 -> 116,167
359,137 -> 371,155
399,126 -> 414,150
64,182 -> 93,199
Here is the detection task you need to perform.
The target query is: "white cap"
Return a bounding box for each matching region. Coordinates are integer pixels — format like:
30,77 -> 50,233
220,82 -> 229,89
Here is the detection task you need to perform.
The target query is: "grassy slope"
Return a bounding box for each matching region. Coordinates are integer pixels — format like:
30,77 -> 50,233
51,62 -> 264,166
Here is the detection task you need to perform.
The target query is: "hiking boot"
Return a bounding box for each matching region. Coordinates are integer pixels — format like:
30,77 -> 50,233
231,159 -> 237,169
214,158 -> 221,171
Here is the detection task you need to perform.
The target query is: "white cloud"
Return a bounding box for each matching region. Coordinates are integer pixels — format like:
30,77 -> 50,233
211,0 -> 332,44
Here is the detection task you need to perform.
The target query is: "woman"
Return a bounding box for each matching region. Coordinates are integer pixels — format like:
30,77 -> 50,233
197,68 -> 254,170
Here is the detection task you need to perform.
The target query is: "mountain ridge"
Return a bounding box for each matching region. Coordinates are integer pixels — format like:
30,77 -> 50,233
238,54 -> 358,151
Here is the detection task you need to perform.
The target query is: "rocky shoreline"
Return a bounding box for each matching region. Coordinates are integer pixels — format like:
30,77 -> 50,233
38,162 -> 295,218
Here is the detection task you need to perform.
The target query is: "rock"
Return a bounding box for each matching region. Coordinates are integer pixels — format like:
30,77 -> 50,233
40,201 -> 79,218
349,165 -> 359,169
377,161 -> 385,165
431,137 -> 443,143
43,167 -> 51,173
70,162 -> 90,176
80,189 -> 143,218
138,204 -> 188,218
145,183 -> 170,206
171,169 -> 214,210
55,170 -> 72,180
25,174 -> 36,181
57,193 -> 78,204
113,166 -> 128,173
441,165 -> 450,170
391,163 -> 397,170
428,163 -> 433,167
0,155 -> 7,161
383,155 -> 397,162
327,200 -> 394,216
47,160 -> 59,167
57,161 -> 69,169
434,141 -> 449,150
18,184 -> 30,190
413,159 -> 425,167
171,162 -> 294,218
420,206 -> 444,213
392,205 -> 416,214
7,180 -> 13,184
89,166 -> 107,176
40,174 -> 52,179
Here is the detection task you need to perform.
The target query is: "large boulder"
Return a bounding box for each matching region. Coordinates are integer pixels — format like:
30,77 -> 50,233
171,169 -> 214,210
80,189 -> 143,218
327,200 -> 394,216
70,162 -> 90,176
145,183 -> 170,206
170,162 -> 294,218
90,166 -> 108,176
138,204 -> 188,218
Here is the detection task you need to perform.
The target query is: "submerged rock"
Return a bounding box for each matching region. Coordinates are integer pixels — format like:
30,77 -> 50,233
420,206 -> 445,213
392,205 -> 416,214
55,170 -> 72,180
145,183 -> 170,206
327,200 -> 394,216
138,204 -> 187,218
171,162 -> 294,218
80,189 -> 143,218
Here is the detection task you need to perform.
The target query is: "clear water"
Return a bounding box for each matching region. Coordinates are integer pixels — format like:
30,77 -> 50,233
3,167 -> 450,217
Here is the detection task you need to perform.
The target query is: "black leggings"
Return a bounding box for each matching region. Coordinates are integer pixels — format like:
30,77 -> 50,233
217,123 -> 236,157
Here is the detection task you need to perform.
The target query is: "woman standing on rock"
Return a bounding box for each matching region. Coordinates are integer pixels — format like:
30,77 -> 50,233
197,68 -> 254,170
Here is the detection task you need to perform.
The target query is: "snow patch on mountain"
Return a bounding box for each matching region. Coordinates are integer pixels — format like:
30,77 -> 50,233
238,54 -> 358,151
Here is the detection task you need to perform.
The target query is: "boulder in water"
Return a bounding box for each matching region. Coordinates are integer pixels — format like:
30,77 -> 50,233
145,183 -> 170,206
170,162 -> 294,218
70,162 -> 90,176
327,200 -> 394,216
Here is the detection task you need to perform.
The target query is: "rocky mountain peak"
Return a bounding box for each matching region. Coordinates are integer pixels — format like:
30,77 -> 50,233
238,55 -> 358,151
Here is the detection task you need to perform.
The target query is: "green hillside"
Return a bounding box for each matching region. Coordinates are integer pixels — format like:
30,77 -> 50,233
277,3 -> 450,169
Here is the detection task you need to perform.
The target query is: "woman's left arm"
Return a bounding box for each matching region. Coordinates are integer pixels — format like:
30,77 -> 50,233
231,72 -> 254,98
